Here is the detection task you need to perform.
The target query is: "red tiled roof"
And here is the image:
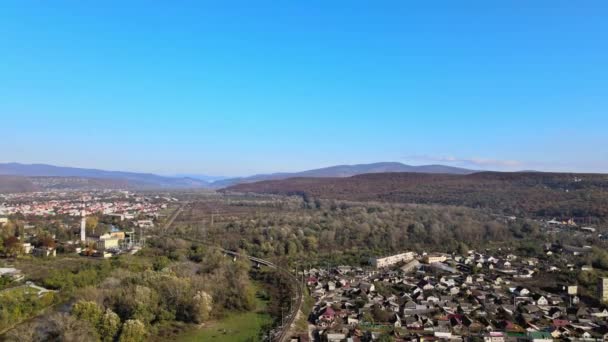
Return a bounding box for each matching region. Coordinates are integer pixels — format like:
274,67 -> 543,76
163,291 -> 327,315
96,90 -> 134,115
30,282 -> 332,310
553,319 -> 569,327
323,307 -> 336,317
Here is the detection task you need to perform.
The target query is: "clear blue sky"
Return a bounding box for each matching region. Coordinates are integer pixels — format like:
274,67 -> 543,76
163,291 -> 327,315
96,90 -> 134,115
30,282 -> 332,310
1,1 -> 607,176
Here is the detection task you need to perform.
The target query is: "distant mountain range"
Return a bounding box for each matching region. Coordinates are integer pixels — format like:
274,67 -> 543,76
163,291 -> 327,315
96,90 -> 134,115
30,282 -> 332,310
171,174 -> 228,183
0,163 -> 209,190
212,162 -> 476,187
0,162 -> 476,192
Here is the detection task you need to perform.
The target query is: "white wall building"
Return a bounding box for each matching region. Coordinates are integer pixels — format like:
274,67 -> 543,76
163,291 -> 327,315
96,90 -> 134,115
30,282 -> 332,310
370,252 -> 415,268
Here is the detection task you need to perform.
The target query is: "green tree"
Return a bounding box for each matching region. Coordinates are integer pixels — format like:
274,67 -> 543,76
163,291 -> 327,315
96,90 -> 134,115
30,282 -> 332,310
457,242 -> 469,255
110,284 -> 159,325
189,291 -> 212,323
152,256 -> 170,271
303,236 -> 318,251
99,309 -> 121,342
285,241 -> 298,256
377,333 -> 395,342
591,248 -> 608,270
72,300 -> 103,328
361,311 -> 374,323
86,216 -> 99,235
119,319 -> 146,342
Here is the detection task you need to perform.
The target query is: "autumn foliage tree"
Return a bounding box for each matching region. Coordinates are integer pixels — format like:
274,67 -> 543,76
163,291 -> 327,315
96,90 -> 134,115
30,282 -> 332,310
36,232 -> 57,249
3,236 -> 23,257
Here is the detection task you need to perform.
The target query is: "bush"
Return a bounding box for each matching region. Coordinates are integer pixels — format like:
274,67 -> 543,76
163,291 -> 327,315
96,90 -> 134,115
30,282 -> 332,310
119,319 -> 146,342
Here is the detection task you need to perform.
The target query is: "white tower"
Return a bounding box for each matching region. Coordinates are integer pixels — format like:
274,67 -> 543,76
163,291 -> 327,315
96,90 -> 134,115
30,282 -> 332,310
80,201 -> 86,242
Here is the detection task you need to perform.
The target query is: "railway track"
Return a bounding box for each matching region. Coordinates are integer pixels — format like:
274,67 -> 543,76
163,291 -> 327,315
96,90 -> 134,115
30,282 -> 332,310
223,250 -> 303,342
171,237 -> 302,342
161,204 -> 303,341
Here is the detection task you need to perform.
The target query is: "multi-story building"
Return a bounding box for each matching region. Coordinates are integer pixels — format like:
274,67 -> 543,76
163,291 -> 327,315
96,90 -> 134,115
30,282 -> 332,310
424,253 -> 448,264
370,252 -> 415,268
87,233 -> 120,251
598,278 -> 608,302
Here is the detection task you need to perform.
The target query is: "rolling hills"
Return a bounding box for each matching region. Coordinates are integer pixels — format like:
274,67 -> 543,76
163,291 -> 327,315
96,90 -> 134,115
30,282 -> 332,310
0,162 -> 475,191
0,176 -> 38,193
224,171 -> 608,221
212,162 -> 476,187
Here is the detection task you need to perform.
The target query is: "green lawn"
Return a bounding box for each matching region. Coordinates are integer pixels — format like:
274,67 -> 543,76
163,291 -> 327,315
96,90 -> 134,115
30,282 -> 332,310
176,287 -> 272,342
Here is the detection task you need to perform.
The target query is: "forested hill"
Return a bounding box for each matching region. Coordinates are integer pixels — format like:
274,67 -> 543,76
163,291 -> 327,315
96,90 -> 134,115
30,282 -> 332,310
224,172 -> 608,222
0,176 -> 38,193
210,162 -> 475,187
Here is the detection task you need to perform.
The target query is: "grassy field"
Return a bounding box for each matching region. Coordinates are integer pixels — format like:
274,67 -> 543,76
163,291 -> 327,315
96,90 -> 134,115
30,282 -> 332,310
176,286 -> 272,342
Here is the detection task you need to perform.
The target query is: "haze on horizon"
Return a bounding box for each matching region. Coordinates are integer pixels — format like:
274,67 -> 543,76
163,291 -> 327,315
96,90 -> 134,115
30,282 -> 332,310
1,1 -> 607,177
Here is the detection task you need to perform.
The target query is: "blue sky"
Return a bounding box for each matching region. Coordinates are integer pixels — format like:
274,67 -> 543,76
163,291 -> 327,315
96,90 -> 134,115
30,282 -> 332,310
1,1 -> 607,176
